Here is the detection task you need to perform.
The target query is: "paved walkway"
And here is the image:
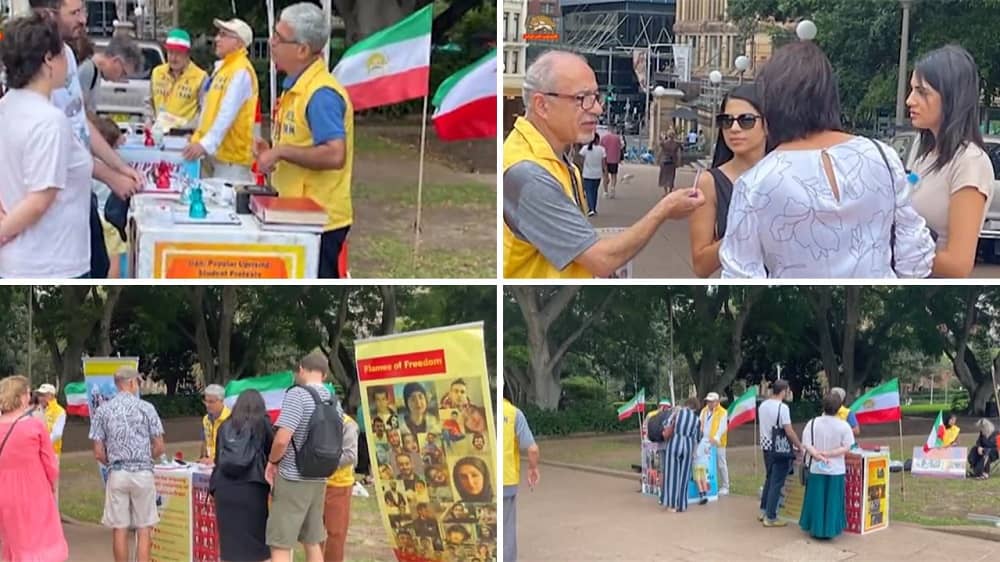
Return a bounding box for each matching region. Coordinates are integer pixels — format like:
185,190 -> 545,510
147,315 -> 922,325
62,522 -> 113,562
517,464 -> 996,561
594,162 -> 1000,278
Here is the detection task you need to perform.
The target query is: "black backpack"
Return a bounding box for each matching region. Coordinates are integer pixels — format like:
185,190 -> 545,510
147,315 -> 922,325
647,411 -> 669,443
216,422 -> 258,478
291,385 -> 345,478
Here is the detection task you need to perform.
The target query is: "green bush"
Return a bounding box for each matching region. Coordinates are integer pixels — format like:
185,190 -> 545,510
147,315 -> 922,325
951,393 -> 970,414
144,394 -> 206,419
524,400 -> 655,437
561,376 -> 606,405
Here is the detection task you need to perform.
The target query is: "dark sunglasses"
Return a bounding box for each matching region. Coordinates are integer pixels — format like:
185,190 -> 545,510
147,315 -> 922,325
716,113 -> 761,130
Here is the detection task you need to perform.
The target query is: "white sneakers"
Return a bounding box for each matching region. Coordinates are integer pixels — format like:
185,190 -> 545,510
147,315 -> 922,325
719,488 -> 729,496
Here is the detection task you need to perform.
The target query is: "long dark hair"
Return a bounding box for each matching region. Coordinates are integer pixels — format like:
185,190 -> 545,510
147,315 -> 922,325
453,456 -> 493,502
588,132 -> 599,150
229,389 -> 268,435
913,45 -> 985,173
710,84 -> 766,168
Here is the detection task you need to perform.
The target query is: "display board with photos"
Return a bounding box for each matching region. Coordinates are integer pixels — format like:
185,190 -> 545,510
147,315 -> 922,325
356,323 -> 496,562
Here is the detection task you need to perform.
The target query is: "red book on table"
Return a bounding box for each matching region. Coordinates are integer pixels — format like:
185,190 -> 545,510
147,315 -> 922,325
250,195 -> 327,226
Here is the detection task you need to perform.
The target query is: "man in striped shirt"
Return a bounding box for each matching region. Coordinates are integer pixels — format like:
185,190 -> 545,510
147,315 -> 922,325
266,351 -> 340,562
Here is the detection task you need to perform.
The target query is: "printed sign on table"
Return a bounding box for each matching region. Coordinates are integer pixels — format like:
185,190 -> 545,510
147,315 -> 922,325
152,242 -> 308,278
911,446 -> 968,479
356,323 -> 496,562
120,146 -> 201,191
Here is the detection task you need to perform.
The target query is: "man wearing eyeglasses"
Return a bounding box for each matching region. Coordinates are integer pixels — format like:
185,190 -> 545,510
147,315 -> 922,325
183,18 -> 259,183
503,50 -> 706,278
199,384 -> 230,465
255,2 -> 354,278
78,36 -> 142,115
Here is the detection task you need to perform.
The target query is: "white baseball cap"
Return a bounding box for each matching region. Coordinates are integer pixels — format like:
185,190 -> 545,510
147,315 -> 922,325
213,18 -> 253,47
705,392 -> 720,402
37,383 -> 57,395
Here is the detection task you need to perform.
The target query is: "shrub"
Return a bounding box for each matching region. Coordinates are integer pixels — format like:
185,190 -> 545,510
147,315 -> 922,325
523,400 -> 655,437
561,376 -> 606,406
143,394 -> 205,418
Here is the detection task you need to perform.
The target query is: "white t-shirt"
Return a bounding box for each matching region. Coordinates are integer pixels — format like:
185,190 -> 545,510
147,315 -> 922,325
802,415 -> 855,475
51,44 -> 90,149
579,145 -> 606,180
0,89 -> 93,278
758,398 -> 791,451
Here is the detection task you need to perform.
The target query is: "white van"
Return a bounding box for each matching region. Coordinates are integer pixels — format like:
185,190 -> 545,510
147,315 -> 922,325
92,37 -> 165,123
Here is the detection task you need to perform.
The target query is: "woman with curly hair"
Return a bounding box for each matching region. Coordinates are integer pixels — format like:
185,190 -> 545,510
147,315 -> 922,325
0,13 -> 93,278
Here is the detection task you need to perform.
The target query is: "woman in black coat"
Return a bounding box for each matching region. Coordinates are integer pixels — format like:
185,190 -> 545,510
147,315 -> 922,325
210,389 -> 274,562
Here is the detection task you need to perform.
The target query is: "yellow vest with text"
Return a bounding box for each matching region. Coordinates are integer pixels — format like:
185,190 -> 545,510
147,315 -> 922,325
203,406 -> 231,459
327,415 -> 357,487
44,401 -> 66,455
272,58 -> 354,231
151,61 -> 207,126
503,399 -> 521,487
503,117 -> 591,278
192,50 -> 258,166
700,403 -> 728,448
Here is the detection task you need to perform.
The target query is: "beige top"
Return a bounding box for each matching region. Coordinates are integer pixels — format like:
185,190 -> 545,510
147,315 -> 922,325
910,143 -> 995,248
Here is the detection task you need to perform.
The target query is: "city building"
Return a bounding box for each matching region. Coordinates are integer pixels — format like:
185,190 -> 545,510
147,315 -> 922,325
503,0 -> 529,134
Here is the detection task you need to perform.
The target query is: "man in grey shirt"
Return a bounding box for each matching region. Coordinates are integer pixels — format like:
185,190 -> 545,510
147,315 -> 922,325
504,50 -> 705,278
77,36 -> 143,114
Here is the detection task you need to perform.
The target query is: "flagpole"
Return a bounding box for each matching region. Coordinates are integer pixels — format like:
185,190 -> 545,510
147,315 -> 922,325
753,407 -> 758,481
412,94 -> 429,271
898,417 -> 905,501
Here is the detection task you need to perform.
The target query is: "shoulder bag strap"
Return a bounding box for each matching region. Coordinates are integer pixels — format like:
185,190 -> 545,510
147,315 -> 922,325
0,411 -> 32,460
868,138 -> 897,269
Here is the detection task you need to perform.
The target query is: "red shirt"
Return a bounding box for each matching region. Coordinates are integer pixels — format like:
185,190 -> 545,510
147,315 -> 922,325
600,133 -> 622,164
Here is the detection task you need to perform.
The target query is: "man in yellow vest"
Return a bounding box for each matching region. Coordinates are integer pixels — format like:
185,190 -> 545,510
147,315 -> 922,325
700,392 -> 730,495
323,404 -> 358,562
37,384 -> 66,505
199,384 -> 231,464
182,18 -> 259,183
831,387 -> 861,436
147,29 -> 208,130
255,2 -> 354,278
503,392 -> 539,562
503,50 -> 705,278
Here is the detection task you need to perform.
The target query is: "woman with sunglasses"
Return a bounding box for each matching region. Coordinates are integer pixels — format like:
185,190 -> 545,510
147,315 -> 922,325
688,85 -> 767,277
719,41 -> 934,278
906,46 -> 995,278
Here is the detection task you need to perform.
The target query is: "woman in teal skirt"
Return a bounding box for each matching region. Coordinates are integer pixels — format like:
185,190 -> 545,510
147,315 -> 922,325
799,393 -> 856,539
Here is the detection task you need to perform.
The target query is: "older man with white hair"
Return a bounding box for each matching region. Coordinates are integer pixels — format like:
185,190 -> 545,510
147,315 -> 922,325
255,2 -> 354,279
700,392 -> 730,495
503,50 -> 705,278
183,18 -> 260,182
200,383 -> 230,464
831,387 -> 860,436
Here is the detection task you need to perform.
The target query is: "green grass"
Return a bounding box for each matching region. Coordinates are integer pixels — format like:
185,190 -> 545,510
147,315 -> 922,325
60,444 -> 394,561
542,435 -> 1000,527
354,131 -> 400,154
901,403 -> 958,416
356,236 -> 494,278
355,180 -> 495,208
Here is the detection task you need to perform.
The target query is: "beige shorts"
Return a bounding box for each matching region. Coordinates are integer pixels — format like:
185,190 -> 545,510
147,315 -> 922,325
102,470 -> 159,529
266,475 -> 327,548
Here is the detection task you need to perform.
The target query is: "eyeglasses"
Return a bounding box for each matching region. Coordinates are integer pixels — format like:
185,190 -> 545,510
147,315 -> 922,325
271,26 -> 297,45
716,113 -> 761,130
542,91 -> 602,110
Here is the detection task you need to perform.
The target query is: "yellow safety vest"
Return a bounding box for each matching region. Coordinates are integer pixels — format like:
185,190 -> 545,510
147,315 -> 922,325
44,401 -> 66,455
150,61 -> 207,126
202,406 -> 231,459
272,58 -> 354,231
503,117 -> 591,278
837,406 -> 851,422
192,50 -> 258,167
327,415 -> 357,487
503,399 -> 521,487
700,403 -> 728,448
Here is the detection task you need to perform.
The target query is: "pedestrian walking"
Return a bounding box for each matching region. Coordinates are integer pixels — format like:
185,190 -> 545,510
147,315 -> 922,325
758,380 -> 801,527
799,393 -> 855,539
578,133 -> 606,216
503,389 -> 539,562
599,127 -> 623,198
656,130 -> 682,193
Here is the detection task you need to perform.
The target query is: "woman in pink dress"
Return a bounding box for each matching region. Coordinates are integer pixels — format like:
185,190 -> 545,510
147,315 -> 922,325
0,375 -> 68,562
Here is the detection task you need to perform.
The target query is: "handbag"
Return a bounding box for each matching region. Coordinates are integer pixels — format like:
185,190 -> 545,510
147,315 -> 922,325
770,403 -> 794,460
800,417 -> 816,486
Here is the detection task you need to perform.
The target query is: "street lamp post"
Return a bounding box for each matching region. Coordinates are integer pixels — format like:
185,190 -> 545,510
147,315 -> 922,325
709,70 -> 723,152
895,0 -> 914,128
734,55 -> 750,85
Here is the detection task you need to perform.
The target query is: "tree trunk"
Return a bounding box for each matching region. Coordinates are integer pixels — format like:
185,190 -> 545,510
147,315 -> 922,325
807,287 -> 841,389
378,286 -> 397,336
333,0 -> 428,45
97,286 -> 123,356
841,286 -> 861,394
216,287 -> 237,384
188,287 -> 216,385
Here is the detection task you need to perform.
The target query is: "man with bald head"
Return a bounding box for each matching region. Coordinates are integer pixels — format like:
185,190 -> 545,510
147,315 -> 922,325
503,50 -> 705,278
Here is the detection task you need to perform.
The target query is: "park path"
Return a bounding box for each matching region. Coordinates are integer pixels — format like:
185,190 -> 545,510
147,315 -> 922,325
517,464 -> 995,561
